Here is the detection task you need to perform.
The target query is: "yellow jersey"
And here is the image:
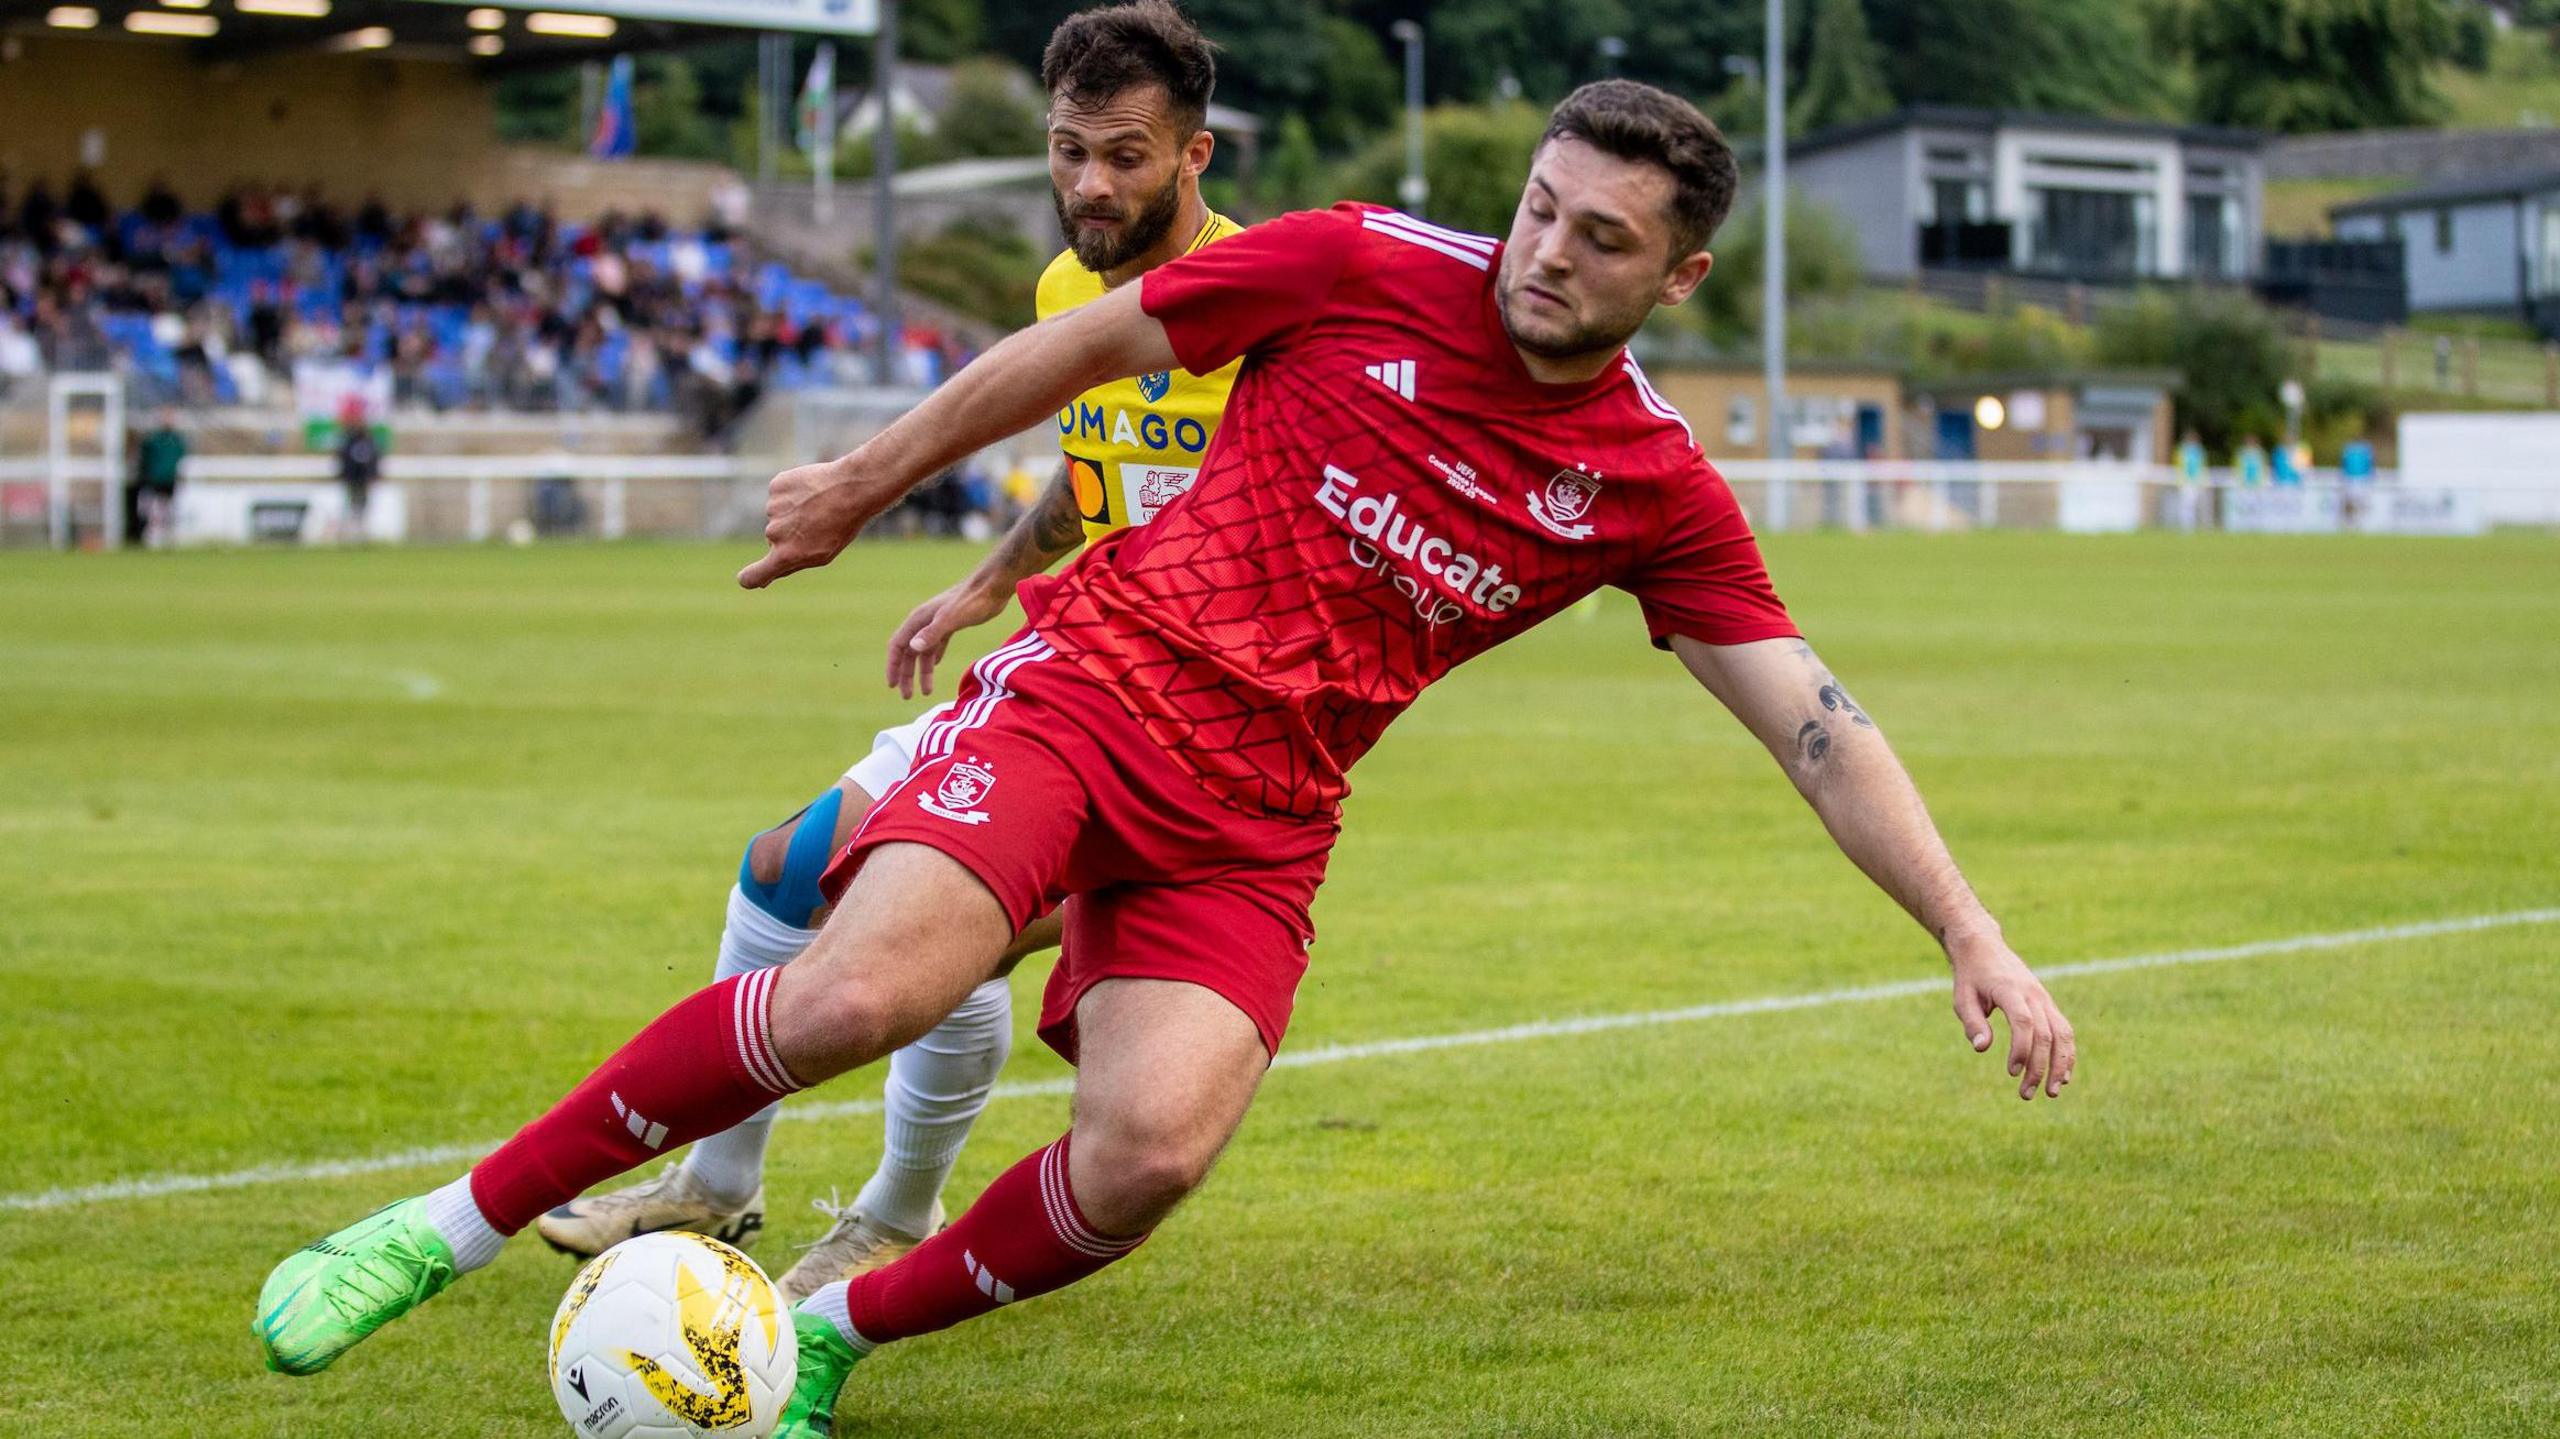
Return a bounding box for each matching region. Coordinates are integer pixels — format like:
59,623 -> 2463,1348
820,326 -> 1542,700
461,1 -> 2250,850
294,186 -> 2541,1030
1036,211 -> 1245,542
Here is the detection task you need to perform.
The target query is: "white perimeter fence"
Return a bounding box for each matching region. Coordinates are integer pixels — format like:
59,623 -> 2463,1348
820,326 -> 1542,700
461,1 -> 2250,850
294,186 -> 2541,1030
4,455 -> 2554,549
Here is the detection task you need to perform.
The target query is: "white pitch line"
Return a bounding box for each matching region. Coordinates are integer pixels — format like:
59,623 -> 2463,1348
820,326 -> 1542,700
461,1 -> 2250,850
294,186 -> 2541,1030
5,907 -> 2554,1215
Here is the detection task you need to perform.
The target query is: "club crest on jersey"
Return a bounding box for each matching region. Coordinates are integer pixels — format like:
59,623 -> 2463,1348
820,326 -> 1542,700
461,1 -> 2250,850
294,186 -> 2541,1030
1137,370 -> 1172,403
920,758 -> 998,825
1528,470 -> 1602,539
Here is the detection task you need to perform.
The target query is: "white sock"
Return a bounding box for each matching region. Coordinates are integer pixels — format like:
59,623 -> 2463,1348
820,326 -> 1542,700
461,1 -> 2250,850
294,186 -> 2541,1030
854,977 -> 1013,1237
800,1280 -> 876,1353
679,886 -> 817,1206
423,1175 -> 507,1273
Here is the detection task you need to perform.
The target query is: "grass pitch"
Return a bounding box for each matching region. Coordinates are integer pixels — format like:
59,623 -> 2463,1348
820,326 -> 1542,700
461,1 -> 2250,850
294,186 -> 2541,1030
2,531 -> 2555,1437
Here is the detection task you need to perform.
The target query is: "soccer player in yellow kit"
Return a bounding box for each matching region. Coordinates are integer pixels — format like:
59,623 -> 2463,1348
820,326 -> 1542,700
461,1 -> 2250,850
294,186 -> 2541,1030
525,0 -> 1241,1305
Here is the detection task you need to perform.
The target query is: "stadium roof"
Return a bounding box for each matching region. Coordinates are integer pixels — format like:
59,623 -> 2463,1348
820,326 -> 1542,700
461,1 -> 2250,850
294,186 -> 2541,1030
0,0 -> 846,71
2329,167 -> 2560,219
1793,106 -> 2263,160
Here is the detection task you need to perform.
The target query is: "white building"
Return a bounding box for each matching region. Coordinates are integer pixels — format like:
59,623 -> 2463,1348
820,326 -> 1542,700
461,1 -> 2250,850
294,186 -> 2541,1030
2331,168 -> 2560,335
1790,107 -> 2265,285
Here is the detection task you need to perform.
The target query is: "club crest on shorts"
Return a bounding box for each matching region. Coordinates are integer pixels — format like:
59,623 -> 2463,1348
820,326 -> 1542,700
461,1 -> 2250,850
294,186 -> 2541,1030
1528,469 -> 1602,539
919,756 -> 998,825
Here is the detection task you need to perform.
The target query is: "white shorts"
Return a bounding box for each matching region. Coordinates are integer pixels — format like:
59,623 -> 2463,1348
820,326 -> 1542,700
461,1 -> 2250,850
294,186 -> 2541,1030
842,702 -> 957,800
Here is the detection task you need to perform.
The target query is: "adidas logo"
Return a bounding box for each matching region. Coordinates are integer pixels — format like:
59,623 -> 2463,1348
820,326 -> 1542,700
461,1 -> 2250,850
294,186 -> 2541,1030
963,1248 -> 1016,1304
1364,358 -> 1417,402
610,1091 -> 668,1150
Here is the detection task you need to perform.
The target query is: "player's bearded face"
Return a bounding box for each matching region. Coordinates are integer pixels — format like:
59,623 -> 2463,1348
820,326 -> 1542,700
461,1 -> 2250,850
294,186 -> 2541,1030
1054,164 -> 1184,273
1048,89 -> 1191,274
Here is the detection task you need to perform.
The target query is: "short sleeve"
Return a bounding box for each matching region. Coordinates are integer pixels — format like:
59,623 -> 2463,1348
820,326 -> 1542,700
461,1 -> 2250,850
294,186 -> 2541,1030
1138,205 -> 1362,376
1032,250 -> 1080,322
1622,464 -> 1799,649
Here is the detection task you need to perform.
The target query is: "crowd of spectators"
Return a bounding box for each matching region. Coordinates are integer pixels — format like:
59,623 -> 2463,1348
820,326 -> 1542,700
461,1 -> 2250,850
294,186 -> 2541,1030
0,176 -> 975,435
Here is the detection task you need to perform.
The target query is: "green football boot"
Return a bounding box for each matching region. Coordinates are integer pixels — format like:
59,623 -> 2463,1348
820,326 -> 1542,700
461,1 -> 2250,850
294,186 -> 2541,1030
253,1196 -> 459,1375
773,1306 -> 868,1439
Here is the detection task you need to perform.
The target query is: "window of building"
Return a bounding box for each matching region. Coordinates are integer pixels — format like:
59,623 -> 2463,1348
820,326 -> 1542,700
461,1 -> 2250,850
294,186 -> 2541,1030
2436,208 -> 2456,255
1925,177 -> 1989,227
2187,193 -> 2231,280
2540,205 -> 2560,297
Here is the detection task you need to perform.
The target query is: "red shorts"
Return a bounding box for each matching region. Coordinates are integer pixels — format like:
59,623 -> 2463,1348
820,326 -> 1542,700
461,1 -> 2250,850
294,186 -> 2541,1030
820,629 -> 1337,1061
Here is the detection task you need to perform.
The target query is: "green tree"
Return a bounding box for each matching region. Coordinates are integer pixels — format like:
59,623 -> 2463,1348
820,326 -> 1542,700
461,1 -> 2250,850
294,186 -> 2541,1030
635,57 -> 726,161
936,57 -> 1046,157
2180,0 -> 2453,131
1866,0 -> 2169,116
2449,2 -> 2496,71
984,1 -> 1088,75
1312,17 -> 1400,151
879,217 -> 1047,329
494,66 -> 582,147
1265,111 -> 1327,210
1183,0 -> 1332,118
1412,0 -> 1635,106
1676,197 -> 1866,345
899,0 -> 986,65
1332,102 -> 1550,235
1609,0 -> 1766,108
1791,0 -> 1895,133
2094,289 -> 2291,455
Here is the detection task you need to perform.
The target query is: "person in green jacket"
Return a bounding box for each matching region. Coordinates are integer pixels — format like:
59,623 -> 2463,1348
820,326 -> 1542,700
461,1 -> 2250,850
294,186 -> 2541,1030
127,408 -> 187,549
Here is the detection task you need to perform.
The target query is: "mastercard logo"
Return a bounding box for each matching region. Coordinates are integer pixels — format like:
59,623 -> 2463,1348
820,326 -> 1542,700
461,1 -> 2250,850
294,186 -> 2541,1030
1068,456 -> 1110,523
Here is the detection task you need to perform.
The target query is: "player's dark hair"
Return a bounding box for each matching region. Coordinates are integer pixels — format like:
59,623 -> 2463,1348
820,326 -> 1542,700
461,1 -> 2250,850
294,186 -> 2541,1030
1041,1 -> 1219,136
1541,80 -> 1739,258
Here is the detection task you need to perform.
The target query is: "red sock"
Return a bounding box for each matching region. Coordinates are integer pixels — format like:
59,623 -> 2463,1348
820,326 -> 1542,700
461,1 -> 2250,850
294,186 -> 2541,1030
846,1134 -> 1144,1344
467,969 -> 802,1234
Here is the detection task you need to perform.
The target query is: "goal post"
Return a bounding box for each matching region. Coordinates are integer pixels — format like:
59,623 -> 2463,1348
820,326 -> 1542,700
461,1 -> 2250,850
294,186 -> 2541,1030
44,373 -> 124,552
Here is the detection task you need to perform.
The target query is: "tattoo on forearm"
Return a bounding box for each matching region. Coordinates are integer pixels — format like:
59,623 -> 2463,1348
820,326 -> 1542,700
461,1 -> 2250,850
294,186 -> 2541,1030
1818,682 -> 1875,728
987,468 -> 1086,581
1794,718 -> 1832,766
1027,471 -> 1084,554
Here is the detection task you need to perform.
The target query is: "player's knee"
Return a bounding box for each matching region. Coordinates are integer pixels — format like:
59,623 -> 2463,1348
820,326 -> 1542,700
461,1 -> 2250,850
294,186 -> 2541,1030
769,969 -> 911,1078
744,825 -> 791,888
736,786 -> 848,930
1076,1118 -> 1219,1220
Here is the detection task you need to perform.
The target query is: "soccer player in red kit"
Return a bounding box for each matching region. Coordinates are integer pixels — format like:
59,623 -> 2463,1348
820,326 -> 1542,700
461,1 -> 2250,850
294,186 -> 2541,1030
257,82 -> 2077,1433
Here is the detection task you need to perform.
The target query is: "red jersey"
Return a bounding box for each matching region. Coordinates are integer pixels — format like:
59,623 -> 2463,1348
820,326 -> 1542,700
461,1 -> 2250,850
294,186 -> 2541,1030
1017,203 -> 1798,820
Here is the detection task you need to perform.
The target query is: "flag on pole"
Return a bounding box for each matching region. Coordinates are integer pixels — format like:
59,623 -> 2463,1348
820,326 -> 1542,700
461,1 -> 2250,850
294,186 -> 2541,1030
589,54 -> 636,159
796,42 -> 837,156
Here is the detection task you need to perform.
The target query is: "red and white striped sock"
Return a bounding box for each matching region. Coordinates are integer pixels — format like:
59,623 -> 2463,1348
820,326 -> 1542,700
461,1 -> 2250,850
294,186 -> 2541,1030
829,1134 -> 1146,1347
464,969 -> 803,1235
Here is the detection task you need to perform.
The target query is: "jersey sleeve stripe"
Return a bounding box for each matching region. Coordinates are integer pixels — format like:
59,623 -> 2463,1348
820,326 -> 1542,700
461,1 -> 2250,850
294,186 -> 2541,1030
1621,357 -> 1697,447
1364,209 -> 1499,254
1360,213 -> 1491,270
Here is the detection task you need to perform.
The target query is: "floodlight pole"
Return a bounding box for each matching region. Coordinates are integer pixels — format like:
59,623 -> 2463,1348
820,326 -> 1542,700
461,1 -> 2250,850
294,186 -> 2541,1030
756,33 -> 781,185
1763,0 -> 1791,527
1391,20 -> 1427,216
870,0 -> 900,387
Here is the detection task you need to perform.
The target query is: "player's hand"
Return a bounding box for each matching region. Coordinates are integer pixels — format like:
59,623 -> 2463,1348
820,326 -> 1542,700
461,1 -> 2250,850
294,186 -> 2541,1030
886,577 -> 1010,699
738,459 -> 875,589
1949,936 -> 2077,1101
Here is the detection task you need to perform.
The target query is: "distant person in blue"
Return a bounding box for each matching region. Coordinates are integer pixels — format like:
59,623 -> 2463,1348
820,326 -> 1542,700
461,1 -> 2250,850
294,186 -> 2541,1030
2341,438 -> 2377,482
2176,431 -> 2206,485
2237,437 -> 2270,488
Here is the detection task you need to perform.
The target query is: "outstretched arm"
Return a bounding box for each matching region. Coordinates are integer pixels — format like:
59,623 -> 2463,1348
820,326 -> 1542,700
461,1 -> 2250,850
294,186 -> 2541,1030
883,461 -> 1087,699
1671,634 -> 2077,1101
740,284 -> 1173,589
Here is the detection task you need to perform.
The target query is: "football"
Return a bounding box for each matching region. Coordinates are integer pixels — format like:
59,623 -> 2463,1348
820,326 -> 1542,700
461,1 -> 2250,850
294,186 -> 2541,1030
546,1232 -> 798,1439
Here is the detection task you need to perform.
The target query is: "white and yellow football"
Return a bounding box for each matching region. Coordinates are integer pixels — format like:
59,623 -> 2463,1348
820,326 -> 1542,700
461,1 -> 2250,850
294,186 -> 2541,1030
547,1231 -> 797,1439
